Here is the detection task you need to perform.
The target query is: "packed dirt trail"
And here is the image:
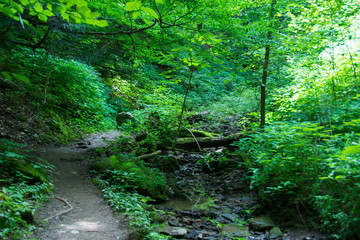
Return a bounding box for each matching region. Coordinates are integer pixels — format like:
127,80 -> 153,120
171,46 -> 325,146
30,131 -> 132,240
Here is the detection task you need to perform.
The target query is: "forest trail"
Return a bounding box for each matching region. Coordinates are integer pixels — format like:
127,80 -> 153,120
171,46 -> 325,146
30,132 -> 132,240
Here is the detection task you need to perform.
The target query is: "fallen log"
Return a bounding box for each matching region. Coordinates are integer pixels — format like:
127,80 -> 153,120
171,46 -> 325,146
175,133 -> 246,150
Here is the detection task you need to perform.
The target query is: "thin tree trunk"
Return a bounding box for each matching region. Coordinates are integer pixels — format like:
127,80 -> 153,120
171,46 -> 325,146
260,39 -> 271,128
173,55 -> 195,149
260,0 -> 277,128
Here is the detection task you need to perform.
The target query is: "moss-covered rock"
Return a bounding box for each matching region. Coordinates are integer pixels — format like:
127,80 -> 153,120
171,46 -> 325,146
91,159 -> 112,172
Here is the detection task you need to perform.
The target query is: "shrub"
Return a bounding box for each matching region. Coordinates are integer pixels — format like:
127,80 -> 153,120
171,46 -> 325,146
93,154 -> 168,201
0,139 -> 53,239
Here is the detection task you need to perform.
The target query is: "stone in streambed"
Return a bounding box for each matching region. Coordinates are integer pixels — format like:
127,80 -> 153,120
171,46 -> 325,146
168,218 -> 180,226
269,227 -> 283,239
157,226 -> 187,238
222,223 -> 251,237
248,216 -> 276,231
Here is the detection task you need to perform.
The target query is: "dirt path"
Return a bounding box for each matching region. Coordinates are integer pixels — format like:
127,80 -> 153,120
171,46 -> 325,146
30,132 -> 132,240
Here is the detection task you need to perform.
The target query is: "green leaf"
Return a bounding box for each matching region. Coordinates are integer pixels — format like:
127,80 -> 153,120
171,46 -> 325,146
46,3 -> 52,11
10,0 -> 24,13
20,0 -> 30,6
155,0 -> 163,3
42,9 -> 54,17
141,6 -> 158,19
34,2 -> 43,12
12,73 -> 30,84
1,71 -> 13,81
335,175 -> 345,180
125,1 -> 142,11
132,11 -> 140,19
92,19 -> 108,27
0,7 -> 16,18
75,0 -> 88,7
61,12 -> 69,21
5,151 -> 24,159
77,5 -> 91,18
38,12 -> 48,21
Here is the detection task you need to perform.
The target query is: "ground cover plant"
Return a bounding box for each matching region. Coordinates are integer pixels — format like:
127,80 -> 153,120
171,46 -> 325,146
0,139 -> 53,239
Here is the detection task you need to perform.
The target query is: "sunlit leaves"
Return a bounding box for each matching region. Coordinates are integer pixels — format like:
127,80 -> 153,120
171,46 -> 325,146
1,71 -> 30,84
132,11 -> 141,19
141,6 -> 158,19
125,0 -> 142,11
125,0 -> 159,20
1,0 -> 108,27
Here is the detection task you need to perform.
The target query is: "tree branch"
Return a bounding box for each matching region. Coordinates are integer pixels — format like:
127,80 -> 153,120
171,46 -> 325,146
9,28 -> 50,52
86,20 -> 158,36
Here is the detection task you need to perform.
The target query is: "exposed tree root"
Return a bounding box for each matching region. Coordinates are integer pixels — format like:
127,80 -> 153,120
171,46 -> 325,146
43,196 -> 74,222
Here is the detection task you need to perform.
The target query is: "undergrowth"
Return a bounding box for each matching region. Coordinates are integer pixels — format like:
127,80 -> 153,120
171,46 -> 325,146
93,170 -> 169,239
0,139 -> 53,239
236,120 -> 360,239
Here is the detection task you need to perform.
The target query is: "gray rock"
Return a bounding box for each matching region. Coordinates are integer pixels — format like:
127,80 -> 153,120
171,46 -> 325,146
157,226 -> 187,238
269,227 -> 282,239
116,112 -> 134,126
248,216 -> 276,231
222,223 -> 251,237
168,218 -> 180,226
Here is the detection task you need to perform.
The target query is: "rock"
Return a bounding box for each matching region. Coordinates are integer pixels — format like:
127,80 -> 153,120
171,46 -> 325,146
222,223 -> 251,237
157,226 -> 188,238
269,227 -> 282,239
116,112 -> 134,126
187,230 -> 197,239
168,218 -> 180,226
152,212 -> 167,223
222,213 -> 238,221
249,216 -> 276,231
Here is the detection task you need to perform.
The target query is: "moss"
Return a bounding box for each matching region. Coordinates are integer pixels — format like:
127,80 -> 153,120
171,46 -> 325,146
179,129 -> 220,138
91,159 -> 112,172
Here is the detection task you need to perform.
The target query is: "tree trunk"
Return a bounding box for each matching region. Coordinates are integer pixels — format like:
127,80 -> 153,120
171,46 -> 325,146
260,0 -> 277,128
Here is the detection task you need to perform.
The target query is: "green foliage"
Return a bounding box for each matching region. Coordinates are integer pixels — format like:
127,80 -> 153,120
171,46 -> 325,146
1,48 -> 118,143
0,139 -> 53,239
196,149 -> 234,173
236,122 -> 331,200
314,135 -> 360,238
237,119 -> 360,238
0,0 -> 108,26
0,139 -> 53,184
118,91 -> 186,154
93,154 -> 168,200
94,177 -> 170,239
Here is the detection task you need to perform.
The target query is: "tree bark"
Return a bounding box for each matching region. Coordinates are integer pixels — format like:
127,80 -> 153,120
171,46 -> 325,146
260,0 -> 277,128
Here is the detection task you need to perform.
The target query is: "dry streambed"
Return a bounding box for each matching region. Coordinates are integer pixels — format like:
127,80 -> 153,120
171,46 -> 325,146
153,151 -> 328,240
